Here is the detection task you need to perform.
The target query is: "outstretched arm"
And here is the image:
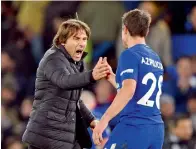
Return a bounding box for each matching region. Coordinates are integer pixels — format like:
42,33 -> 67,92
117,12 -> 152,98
107,73 -> 116,88
103,57 -> 117,88
44,58 -> 94,90
44,57 -> 109,90
101,79 -> 136,122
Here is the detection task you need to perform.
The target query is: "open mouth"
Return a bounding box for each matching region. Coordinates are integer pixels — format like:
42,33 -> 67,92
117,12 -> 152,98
76,49 -> 83,54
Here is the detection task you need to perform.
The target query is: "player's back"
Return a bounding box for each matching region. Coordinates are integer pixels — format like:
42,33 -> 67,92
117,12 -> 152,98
116,44 -> 164,125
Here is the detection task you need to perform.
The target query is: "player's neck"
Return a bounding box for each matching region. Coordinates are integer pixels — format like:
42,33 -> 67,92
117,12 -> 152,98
127,36 -> 146,49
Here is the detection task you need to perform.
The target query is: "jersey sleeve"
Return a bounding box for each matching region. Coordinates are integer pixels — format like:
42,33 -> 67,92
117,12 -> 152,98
118,51 -> 139,82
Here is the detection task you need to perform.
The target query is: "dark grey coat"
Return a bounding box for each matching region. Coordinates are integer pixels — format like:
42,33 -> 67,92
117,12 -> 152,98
22,45 -> 95,149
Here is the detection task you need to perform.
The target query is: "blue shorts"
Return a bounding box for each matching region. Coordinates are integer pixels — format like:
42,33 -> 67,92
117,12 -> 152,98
104,123 -> 164,149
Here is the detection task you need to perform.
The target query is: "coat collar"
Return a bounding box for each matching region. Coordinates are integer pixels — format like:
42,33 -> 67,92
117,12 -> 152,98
57,44 -> 88,63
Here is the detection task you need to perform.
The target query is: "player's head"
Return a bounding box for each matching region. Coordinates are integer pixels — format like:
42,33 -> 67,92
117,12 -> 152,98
121,9 -> 151,48
53,19 -> 91,62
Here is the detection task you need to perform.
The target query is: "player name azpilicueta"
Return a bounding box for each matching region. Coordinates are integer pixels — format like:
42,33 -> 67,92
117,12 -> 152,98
141,57 -> 163,70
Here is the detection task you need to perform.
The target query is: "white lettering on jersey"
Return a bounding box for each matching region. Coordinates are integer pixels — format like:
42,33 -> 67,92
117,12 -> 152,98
145,57 -> 150,65
149,58 -> 153,65
141,57 -> 146,64
141,57 -> 163,70
120,69 -> 134,76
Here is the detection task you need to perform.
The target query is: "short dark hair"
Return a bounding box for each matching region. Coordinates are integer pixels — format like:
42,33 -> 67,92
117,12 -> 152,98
122,9 -> 151,37
53,19 -> 91,47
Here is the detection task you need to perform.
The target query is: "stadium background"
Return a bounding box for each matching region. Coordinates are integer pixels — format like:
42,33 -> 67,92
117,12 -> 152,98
1,1 -> 196,149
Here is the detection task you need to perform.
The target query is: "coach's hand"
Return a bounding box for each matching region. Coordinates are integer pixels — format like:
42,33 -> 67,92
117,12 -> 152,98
92,57 -> 110,80
92,118 -> 108,146
90,120 -> 99,130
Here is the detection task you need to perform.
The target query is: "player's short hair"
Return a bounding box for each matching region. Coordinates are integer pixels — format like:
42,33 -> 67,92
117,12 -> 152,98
53,19 -> 91,47
122,9 -> 151,37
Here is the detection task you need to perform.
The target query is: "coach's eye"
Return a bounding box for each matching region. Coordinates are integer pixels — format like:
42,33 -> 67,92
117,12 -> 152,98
74,37 -> 80,41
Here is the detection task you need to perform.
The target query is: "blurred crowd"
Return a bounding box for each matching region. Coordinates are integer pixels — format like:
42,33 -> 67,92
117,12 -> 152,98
1,1 -> 196,149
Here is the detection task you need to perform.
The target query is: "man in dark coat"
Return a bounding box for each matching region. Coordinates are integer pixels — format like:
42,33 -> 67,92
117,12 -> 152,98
22,19 -> 110,149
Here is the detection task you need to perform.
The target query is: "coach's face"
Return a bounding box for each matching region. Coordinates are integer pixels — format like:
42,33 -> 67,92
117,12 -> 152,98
122,25 -> 128,49
64,29 -> 88,62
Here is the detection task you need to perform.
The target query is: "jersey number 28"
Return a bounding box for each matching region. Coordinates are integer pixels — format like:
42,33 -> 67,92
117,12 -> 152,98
137,72 -> 163,109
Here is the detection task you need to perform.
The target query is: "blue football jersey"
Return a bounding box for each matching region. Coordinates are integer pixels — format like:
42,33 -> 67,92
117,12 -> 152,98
116,44 -> 164,125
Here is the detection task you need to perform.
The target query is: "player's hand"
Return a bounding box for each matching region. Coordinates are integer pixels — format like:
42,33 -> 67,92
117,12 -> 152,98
102,57 -> 115,82
92,118 -> 108,146
92,57 -> 110,80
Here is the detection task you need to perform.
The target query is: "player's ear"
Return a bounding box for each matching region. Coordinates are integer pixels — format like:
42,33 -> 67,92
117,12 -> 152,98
146,28 -> 149,37
123,25 -> 129,35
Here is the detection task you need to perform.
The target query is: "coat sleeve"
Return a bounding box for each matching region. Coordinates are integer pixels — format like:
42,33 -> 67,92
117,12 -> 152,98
43,57 -> 95,89
78,99 -> 95,126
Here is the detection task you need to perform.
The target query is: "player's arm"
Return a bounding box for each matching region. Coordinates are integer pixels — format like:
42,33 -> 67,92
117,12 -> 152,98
101,79 -> 136,122
101,51 -> 139,122
107,72 -> 116,88
103,57 -> 117,88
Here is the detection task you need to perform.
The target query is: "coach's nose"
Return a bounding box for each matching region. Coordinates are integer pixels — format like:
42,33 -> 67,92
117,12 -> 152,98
79,41 -> 86,49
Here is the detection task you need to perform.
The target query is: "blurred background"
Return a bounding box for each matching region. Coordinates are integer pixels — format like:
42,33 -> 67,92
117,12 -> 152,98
1,1 -> 196,149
